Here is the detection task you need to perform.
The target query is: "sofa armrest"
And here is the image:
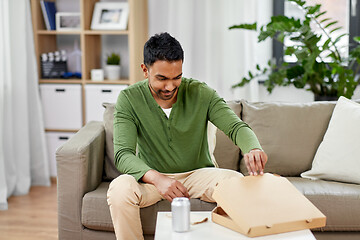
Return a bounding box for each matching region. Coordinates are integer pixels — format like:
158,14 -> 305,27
56,121 -> 105,239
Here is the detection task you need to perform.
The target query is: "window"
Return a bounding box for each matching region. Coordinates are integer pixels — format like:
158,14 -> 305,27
273,0 -> 360,64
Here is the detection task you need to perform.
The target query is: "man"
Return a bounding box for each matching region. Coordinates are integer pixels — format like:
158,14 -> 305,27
107,32 -> 268,240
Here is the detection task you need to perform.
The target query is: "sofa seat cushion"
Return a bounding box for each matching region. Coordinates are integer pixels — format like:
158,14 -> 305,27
288,177 -> 360,231
81,182 -> 216,234
82,182 -> 114,232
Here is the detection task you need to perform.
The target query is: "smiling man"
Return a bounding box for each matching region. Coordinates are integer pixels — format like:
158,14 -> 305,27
107,32 -> 268,240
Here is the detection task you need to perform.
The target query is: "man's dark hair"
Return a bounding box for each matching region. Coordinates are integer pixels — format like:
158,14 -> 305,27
143,32 -> 184,67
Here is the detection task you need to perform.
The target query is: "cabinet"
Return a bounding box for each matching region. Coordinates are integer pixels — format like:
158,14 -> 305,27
30,0 -> 148,131
31,0 -> 148,176
45,132 -> 75,177
85,84 -> 127,122
40,84 -> 83,129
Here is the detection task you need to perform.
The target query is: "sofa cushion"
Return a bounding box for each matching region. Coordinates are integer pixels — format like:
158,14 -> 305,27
288,177 -> 360,231
240,100 -> 336,176
213,101 -> 242,171
301,97 -> 360,184
82,182 -> 114,232
102,103 -> 121,181
81,182 -> 216,234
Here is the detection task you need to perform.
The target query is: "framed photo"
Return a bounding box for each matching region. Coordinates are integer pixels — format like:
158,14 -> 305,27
90,2 -> 129,30
56,12 -> 81,31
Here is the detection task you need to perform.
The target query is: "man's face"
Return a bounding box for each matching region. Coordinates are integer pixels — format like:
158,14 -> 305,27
141,60 -> 183,101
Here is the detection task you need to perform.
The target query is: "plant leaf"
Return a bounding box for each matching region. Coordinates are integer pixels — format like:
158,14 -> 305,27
304,33 -> 321,48
353,36 -> 360,43
323,38 -> 332,50
315,11 -> 327,19
276,32 -> 285,43
320,18 -> 331,23
258,30 -> 273,42
288,0 -> 306,7
286,65 -> 305,79
268,15 -> 302,31
329,27 -> 342,34
326,52 -> 338,59
324,21 -> 338,29
307,4 -> 321,15
229,23 -> 257,31
294,48 -> 309,60
299,24 -> 311,34
232,77 -> 250,88
284,46 -> 296,56
333,33 -> 348,45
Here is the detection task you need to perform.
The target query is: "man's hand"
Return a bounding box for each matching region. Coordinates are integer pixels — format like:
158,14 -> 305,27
142,169 -> 189,202
244,149 -> 268,176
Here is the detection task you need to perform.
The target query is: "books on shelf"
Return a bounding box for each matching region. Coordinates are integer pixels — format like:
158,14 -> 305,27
40,1 -> 57,30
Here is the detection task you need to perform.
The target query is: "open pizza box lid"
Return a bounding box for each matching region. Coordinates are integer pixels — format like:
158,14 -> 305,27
211,173 -> 326,237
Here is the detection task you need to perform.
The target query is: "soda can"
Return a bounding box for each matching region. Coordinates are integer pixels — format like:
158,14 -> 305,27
171,197 -> 190,232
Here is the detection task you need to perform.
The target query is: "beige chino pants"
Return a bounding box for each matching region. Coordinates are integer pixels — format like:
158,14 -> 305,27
107,167 -> 243,240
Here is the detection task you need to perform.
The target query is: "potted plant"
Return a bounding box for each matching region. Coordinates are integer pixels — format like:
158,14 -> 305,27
229,0 -> 360,100
105,52 -> 121,80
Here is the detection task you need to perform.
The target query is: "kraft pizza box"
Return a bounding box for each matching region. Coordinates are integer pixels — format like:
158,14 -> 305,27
211,173 -> 326,237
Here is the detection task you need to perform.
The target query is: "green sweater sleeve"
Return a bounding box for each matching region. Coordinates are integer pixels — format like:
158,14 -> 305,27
113,92 -> 152,181
207,89 -> 262,154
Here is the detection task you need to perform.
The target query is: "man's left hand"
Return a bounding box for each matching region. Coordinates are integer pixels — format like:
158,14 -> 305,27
244,149 -> 268,176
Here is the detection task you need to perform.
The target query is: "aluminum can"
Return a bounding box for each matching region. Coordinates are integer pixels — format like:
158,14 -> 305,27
171,197 -> 190,232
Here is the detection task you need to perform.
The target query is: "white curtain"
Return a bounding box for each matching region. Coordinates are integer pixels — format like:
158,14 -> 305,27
148,0 -> 272,101
0,0 -> 50,210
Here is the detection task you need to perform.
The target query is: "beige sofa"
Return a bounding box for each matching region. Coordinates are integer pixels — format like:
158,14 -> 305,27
56,100 -> 360,240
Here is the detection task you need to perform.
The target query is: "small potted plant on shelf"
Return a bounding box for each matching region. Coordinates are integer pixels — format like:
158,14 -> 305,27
229,0 -> 360,100
104,52 -> 121,80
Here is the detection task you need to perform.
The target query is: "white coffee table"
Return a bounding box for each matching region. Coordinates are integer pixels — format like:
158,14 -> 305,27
154,212 -> 316,240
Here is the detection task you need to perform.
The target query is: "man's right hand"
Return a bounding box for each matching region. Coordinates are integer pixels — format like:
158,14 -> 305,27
142,169 -> 189,202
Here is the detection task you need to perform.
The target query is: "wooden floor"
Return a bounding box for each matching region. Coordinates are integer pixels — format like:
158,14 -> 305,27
0,181 -> 58,240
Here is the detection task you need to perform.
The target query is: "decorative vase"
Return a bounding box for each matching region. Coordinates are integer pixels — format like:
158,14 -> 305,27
104,65 -> 121,80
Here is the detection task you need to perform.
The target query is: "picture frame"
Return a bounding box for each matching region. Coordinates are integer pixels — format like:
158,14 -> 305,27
55,12 -> 81,31
90,2 -> 129,30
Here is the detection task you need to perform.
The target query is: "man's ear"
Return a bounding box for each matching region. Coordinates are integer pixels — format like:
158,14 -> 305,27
141,63 -> 149,78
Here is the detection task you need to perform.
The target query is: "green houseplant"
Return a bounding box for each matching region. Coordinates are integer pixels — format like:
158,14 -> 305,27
229,0 -> 360,100
105,52 -> 121,80
106,52 -> 121,65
